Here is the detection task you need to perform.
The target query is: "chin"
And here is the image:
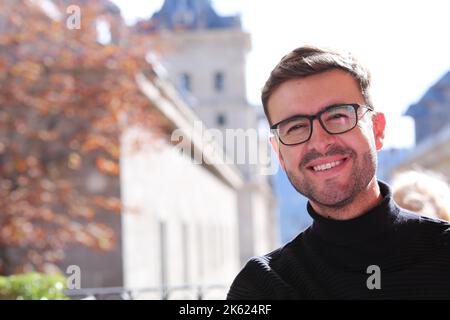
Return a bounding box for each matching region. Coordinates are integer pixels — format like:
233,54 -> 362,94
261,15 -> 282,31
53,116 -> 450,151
314,195 -> 354,209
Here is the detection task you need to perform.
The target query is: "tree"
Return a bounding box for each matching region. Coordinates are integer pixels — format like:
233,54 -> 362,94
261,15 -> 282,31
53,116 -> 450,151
0,0 -> 170,273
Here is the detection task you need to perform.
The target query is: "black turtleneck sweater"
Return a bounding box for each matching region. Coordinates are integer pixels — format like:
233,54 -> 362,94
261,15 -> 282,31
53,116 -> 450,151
227,181 -> 450,299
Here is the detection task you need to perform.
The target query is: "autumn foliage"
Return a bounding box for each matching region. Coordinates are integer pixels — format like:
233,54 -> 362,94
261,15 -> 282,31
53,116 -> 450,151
0,0 -> 169,273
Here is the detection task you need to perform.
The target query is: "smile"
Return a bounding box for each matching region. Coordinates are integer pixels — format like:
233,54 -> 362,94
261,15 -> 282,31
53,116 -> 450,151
313,160 -> 343,172
306,155 -> 350,173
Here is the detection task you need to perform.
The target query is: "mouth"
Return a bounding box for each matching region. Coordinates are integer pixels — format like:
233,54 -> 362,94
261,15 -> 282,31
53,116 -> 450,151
306,156 -> 350,173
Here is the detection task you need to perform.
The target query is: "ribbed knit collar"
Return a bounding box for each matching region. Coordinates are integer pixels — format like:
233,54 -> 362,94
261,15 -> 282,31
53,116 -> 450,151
307,181 -> 400,245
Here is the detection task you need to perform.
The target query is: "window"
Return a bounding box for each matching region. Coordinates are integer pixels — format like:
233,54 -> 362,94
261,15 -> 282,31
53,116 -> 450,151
182,223 -> 189,285
216,114 -> 226,126
214,72 -> 225,92
159,221 -> 167,297
179,73 -> 191,92
197,224 -> 204,281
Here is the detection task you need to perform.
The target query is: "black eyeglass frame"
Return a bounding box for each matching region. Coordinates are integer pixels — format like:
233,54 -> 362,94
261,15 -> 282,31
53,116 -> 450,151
270,103 -> 374,146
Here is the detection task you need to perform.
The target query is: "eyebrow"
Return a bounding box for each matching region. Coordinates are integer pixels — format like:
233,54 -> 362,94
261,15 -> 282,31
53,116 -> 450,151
273,103 -> 344,126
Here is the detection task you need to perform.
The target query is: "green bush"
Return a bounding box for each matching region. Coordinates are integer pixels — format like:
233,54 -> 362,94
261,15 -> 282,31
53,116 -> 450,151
0,272 -> 69,300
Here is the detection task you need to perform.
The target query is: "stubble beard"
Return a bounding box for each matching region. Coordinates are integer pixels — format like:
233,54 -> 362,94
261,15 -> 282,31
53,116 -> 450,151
286,147 -> 377,209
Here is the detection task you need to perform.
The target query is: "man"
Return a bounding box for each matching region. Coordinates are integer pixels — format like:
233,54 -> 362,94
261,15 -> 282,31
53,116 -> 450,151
227,46 -> 450,299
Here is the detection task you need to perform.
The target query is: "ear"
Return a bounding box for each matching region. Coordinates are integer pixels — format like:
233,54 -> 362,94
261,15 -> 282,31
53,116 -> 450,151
372,112 -> 386,151
269,135 -> 286,171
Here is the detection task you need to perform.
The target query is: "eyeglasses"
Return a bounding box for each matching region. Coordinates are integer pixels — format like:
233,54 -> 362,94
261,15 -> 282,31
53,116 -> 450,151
270,103 -> 373,146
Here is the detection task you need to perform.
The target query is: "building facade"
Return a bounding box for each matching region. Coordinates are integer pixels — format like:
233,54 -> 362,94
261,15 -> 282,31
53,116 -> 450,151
136,0 -> 279,266
121,72 -> 243,299
390,70 -> 450,181
405,71 -> 450,144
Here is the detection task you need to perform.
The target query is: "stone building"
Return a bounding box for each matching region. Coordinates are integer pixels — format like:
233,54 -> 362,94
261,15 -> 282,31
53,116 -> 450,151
405,71 -> 450,144
389,70 -> 450,181
121,71 -> 243,299
136,0 -> 279,266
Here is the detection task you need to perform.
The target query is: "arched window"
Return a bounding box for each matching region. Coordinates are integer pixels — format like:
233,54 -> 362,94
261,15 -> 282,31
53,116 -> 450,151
216,114 -> 226,126
214,72 -> 225,92
179,73 -> 191,92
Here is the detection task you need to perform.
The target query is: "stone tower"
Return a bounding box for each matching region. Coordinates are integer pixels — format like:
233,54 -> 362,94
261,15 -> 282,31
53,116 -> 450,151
136,0 -> 279,264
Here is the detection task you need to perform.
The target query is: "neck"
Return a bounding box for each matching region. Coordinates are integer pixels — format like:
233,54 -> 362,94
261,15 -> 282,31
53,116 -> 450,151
309,178 -> 382,220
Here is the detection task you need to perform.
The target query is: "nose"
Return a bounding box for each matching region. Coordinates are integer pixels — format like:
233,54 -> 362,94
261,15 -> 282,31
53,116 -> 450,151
306,119 -> 336,154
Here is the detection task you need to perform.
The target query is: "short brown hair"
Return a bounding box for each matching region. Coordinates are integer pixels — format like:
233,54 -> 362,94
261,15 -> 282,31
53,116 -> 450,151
262,45 -> 372,124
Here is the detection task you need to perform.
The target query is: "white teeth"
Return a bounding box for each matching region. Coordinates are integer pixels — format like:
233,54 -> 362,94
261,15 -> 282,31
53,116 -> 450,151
313,160 -> 342,172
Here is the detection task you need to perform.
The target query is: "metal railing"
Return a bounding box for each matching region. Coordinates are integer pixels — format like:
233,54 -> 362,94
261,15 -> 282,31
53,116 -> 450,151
64,284 -> 227,300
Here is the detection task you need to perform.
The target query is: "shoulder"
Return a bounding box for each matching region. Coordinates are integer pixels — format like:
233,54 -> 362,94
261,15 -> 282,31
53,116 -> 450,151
395,208 -> 450,244
396,208 -> 450,228
226,235 -> 305,300
241,232 -> 306,274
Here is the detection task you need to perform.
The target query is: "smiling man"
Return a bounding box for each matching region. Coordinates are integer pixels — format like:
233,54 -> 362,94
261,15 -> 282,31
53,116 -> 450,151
227,46 -> 450,299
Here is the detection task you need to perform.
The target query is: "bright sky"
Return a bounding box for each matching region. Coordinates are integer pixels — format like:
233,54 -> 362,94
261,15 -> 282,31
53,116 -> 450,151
112,0 -> 450,149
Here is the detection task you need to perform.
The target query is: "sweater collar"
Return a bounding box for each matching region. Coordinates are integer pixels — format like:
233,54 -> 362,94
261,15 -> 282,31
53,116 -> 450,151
307,181 -> 400,244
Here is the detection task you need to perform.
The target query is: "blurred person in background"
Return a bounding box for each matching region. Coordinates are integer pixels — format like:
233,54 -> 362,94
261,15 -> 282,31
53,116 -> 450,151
392,169 -> 450,221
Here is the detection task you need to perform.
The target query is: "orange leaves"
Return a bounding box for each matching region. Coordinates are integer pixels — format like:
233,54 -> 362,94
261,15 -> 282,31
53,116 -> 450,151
0,201 -> 117,253
86,223 -> 115,250
37,130 -> 59,141
0,217 -> 36,246
95,157 -> 120,176
38,208 -> 55,222
92,196 -> 122,214
0,56 -> 5,73
122,59 -> 139,74
81,134 -> 121,175
47,73 -> 76,98
10,61 -> 43,83
69,222 -> 96,248
11,156 -> 42,178
0,0 -> 166,271
102,45 -> 118,56
82,135 -> 120,158
68,152 -> 82,170
14,159 -> 27,173
76,206 -> 95,221
68,221 -> 115,251
39,179 -> 56,192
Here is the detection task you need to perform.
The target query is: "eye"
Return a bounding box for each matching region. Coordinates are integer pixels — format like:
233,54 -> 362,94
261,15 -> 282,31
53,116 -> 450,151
325,108 -> 353,122
330,113 -> 349,119
287,124 -> 307,134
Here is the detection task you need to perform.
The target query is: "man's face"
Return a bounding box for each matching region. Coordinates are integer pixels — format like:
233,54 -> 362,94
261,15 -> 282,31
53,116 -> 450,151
268,69 -> 386,209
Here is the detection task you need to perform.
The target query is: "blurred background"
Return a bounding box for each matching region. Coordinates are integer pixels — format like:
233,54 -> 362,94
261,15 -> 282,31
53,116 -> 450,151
1,0 -> 450,299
